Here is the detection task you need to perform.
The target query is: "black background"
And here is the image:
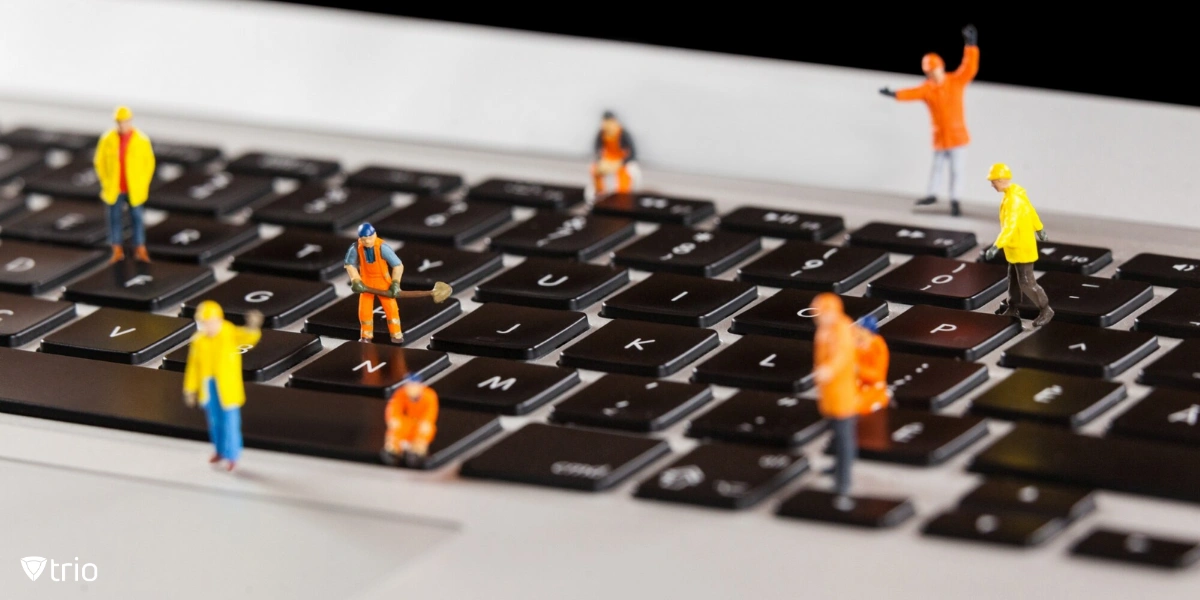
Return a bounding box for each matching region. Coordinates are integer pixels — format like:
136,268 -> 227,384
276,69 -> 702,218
271,3 -> 1191,107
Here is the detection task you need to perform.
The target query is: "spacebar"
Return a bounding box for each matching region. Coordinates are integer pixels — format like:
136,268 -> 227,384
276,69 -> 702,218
969,422 -> 1200,504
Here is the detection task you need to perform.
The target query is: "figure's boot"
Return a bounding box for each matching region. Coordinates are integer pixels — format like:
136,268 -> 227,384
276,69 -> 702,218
209,453 -> 221,464
1034,307 -> 1055,327
914,196 -> 937,206
950,200 -> 961,216
995,300 -> 1020,317
133,245 -> 151,262
109,245 -> 125,263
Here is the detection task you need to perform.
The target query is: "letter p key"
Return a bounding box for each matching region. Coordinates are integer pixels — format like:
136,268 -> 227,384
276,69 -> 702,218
931,323 -> 957,334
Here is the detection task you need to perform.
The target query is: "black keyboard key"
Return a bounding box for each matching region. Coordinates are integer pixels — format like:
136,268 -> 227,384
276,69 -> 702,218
303,293 -> 462,346
151,141 -> 222,167
736,241 -> 889,293
969,422 -> 1200,504
852,408 -> 988,465
686,391 -> 826,447
2,199 -> 111,247
466,178 -> 585,209
459,422 -> 669,491
611,225 -> 760,277
1139,338 -> 1200,393
718,206 -> 844,241
549,374 -> 713,432
23,156 -> 101,199
149,171 -> 274,217
430,357 -> 580,415
0,127 -> 94,151
142,215 -> 260,264
1115,253 -> 1200,289
730,289 -> 888,339
0,348 -> 501,469
1016,272 -> 1152,327
344,165 -> 464,195
162,329 -> 322,382
776,489 -> 916,528
867,256 -> 1006,310
847,221 -> 977,257
922,509 -> 1065,547
591,192 -> 716,226
887,353 -> 989,410
62,261 -> 215,311
634,444 -> 808,509
429,303 -> 588,360
969,369 -> 1126,428
600,272 -> 757,327
692,334 -> 814,393
958,478 -> 1096,522
230,230 -> 349,281
1135,288 -> 1200,339
0,195 -> 25,221
289,341 -> 450,398
393,242 -> 504,291
0,240 -> 107,294
0,292 -> 75,346
489,212 -> 635,260
226,152 -> 339,181
1109,388 -> 1200,448
999,322 -> 1159,378
878,305 -> 1021,361
40,307 -> 194,364
374,197 -> 511,246
474,257 -> 629,310
559,319 -> 719,377
1071,529 -> 1200,569
252,184 -> 393,231
979,241 -> 1113,275
0,146 -> 45,183
179,274 -> 335,328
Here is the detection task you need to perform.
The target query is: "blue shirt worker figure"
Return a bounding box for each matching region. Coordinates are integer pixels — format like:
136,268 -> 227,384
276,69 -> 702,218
183,301 -> 263,471
344,223 -> 405,344
983,163 -> 1054,327
93,105 -> 156,263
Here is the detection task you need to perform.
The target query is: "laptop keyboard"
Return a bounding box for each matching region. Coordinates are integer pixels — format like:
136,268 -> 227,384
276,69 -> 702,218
2,124 -> 1200,569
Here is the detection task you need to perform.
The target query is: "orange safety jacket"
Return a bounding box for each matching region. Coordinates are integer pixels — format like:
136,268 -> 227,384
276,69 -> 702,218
814,313 -> 859,419
595,126 -> 636,164
386,385 -> 439,447
895,45 -> 979,150
857,332 -> 890,414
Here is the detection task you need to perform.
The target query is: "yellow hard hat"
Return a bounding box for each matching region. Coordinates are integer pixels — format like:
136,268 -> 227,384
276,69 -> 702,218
987,163 -> 1012,180
195,300 -> 223,321
114,106 -> 132,121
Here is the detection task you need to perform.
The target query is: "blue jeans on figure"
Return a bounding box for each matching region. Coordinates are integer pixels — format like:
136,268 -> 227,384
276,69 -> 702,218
204,378 -> 243,465
108,192 -> 145,246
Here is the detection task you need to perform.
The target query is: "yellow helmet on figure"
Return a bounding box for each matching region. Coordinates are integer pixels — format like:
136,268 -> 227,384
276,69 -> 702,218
114,106 -> 133,121
196,300 -> 223,321
987,163 -> 1012,180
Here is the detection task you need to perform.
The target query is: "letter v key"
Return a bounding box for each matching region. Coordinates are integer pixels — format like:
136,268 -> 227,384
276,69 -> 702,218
110,326 -> 135,337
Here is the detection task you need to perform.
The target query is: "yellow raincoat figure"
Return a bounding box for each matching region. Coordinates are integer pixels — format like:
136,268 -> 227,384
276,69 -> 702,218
983,163 -> 1054,326
182,301 -> 262,470
93,105 -> 155,263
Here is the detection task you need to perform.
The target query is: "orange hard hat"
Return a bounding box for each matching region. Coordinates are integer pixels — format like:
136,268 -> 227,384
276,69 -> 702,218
922,53 -> 944,72
811,292 -> 844,316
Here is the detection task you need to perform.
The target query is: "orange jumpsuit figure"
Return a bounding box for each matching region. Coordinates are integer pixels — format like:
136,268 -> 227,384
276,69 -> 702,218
383,375 -> 438,466
344,223 -> 404,344
855,315 -> 891,415
880,25 -> 979,217
589,111 -> 640,198
812,293 -> 859,497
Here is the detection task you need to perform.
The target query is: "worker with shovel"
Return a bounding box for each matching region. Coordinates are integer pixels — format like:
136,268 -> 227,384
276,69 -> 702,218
344,223 -> 451,344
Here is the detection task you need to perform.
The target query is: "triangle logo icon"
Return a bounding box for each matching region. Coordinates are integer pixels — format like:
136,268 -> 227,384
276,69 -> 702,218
21,556 -> 47,581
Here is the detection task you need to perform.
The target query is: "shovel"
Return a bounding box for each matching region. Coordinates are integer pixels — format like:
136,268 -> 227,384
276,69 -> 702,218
356,281 -> 452,303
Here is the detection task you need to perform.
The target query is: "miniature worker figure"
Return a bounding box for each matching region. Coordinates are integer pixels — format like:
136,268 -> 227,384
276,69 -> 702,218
383,374 -> 439,467
344,223 -> 405,344
588,110 -> 640,198
812,293 -> 859,497
880,25 -> 978,217
983,163 -> 1054,327
93,106 -> 156,263
855,316 -> 891,415
183,301 -> 263,471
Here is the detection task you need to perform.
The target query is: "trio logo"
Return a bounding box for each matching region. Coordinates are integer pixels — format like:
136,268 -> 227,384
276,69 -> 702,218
20,556 -> 97,582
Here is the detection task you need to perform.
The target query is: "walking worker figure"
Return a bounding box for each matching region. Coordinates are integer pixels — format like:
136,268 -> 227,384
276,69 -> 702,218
93,105 -> 156,263
983,163 -> 1054,327
383,374 -> 439,467
588,110 -> 640,199
880,25 -> 978,217
344,223 -> 405,344
182,301 -> 263,471
812,293 -> 859,497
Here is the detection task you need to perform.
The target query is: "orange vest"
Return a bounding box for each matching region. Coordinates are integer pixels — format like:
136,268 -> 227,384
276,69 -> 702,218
895,46 -> 979,150
857,333 -> 890,414
600,126 -> 628,161
356,238 -> 392,289
386,385 -> 439,444
814,314 -> 858,419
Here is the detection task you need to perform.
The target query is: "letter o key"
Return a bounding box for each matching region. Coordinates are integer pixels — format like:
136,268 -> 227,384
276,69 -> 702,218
245,291 -> 273,303
797,307 -> 819,318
